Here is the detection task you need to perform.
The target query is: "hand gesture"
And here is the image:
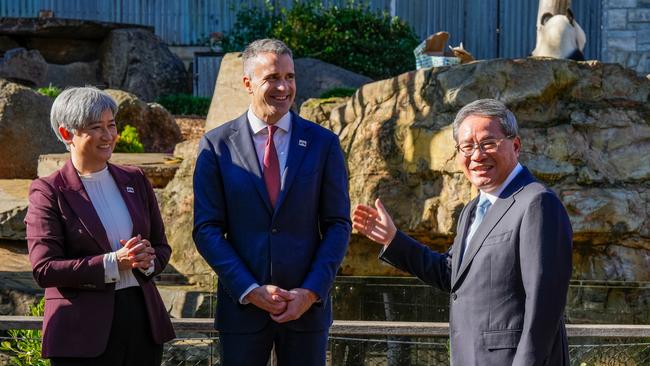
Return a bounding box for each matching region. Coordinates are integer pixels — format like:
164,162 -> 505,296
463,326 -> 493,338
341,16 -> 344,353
270,288 -> 318,323
245,285 -> 295,315
116,234 -> 156,270
352,198 -> 397,246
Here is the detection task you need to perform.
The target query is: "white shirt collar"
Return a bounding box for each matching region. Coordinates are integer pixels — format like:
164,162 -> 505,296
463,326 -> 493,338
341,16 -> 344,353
480,163 -> 523,204
247,108 -> 292,135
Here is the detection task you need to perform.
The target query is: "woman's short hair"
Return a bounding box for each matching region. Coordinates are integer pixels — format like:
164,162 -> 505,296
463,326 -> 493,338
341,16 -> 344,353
50,87 -> 117,149
452,99 -> 519,142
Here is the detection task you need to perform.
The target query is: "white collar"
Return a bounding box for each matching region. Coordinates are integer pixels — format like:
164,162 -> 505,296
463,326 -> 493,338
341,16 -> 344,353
247,108 -> 292,135
480,163 -> 523,204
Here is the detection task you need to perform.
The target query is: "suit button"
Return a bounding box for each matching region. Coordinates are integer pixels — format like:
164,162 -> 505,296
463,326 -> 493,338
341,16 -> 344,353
271,228 -> 278,233
451,292 -> 457,301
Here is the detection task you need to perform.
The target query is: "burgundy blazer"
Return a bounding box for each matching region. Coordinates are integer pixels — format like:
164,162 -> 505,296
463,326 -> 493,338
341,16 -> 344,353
25,159 -> 175,358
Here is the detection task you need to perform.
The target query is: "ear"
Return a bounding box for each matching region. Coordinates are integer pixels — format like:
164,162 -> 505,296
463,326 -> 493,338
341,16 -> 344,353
512,136 -> 521,157
58,125 -> 73,142
566,8 -> 575,26
540,12 -> 553,26
242,75 -> 253,94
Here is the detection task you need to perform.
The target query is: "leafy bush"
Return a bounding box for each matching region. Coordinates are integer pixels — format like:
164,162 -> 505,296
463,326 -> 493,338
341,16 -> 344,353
36,84 -> 62,99
114,124 -> 145,153
156,93 -> 211,116
222,0 -> 419,80
0,297 -> 49,366
319,87 -> 357,98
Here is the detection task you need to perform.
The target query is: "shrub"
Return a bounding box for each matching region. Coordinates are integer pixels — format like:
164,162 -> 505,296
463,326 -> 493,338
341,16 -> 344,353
36,84 -> 62,99
0,297 -> 49,366
114,124 -> 145,153
222,0 -> 419,80
156,93 -> 211,116
319,87 -> 357,98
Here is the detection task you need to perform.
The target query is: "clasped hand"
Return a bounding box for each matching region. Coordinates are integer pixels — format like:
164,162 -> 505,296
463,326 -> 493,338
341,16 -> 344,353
245,285 -> 318,324
116,234 -> 156,271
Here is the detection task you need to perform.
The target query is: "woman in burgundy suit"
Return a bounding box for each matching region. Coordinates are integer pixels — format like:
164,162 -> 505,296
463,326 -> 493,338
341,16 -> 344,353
25,87 -> 175,365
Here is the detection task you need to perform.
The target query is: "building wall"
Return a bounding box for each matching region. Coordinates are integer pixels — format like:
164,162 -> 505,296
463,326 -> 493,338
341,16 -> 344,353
602,0 -> 650,75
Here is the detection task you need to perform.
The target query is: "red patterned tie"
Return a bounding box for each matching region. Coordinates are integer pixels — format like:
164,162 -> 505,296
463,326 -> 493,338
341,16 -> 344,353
263,125 -> 280,208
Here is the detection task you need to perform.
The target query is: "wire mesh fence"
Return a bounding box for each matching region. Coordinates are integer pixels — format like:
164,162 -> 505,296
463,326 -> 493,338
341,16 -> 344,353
2,334 -> 650,366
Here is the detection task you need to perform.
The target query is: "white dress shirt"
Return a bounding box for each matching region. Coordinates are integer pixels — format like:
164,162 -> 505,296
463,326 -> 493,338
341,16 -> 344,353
239,109 -> 293,304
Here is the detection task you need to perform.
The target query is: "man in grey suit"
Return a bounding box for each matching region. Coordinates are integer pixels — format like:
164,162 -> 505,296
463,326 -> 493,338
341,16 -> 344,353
353,99 -> 572,365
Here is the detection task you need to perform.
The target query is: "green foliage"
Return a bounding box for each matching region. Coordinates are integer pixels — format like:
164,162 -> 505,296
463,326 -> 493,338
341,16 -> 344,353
0,298 -> 49,366
36,84 -> 62,99
156,93 -> 211,116
114,124 -> 145,153
222,0 -> 419,80
319,87 -> 357,98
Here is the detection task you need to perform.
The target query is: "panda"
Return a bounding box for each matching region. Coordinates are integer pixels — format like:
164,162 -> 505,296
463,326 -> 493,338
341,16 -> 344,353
532,8 -> 586,61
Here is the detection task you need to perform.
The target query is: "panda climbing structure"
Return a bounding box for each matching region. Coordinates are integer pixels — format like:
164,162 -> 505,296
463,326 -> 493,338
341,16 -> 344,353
532,9 -> 586,61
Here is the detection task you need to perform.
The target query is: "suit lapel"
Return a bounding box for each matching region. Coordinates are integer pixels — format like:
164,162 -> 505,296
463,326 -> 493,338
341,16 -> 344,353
228,114 -> 273,213
107,163 -> 142,238
452,167 -> 536,290
451,198 -> 477,287
274,113 -> 311,213
58,159 -> 112,253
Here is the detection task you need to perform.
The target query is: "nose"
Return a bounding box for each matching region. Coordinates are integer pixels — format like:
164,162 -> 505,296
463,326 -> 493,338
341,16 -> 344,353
470,145 -> 487,160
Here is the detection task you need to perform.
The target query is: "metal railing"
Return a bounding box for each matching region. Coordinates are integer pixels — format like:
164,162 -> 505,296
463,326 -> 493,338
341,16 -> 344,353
1,317 -> 649,366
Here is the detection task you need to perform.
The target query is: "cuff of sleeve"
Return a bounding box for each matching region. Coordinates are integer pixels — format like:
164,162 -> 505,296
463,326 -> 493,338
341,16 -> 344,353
239,283 -> 259,304
103,252 -> 120,283
138,259 -> 155,276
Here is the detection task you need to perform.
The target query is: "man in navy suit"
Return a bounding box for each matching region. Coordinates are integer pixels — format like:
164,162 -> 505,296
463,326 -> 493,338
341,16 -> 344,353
193,39 -> 351,365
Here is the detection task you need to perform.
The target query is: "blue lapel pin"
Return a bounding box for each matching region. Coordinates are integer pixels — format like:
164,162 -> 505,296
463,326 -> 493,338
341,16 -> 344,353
299,139 -> 307,147
126,187 -> 135,193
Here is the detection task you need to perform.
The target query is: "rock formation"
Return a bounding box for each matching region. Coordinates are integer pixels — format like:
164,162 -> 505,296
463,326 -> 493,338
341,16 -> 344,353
0,79 -> 65,179
105,89 -> 182,153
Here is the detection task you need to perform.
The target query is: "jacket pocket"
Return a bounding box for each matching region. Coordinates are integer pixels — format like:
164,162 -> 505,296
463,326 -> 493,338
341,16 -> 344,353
483,230 -> 512,247
483,329 -> 522,350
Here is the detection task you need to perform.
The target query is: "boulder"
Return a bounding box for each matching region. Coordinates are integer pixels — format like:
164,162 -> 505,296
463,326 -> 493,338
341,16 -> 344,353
299,97 -> 350,135
158,139 -> 213,286
0,180 -> 31,241
294,57 -> 371,107
0,79 -> 65,178
44,60 -> 101,88
205,54 -> 371,131
100,28 -> 189,102
105,89 -> 182,153
0,36 -> 20,51
330,58 -> 649,283
0,48 -> 48,86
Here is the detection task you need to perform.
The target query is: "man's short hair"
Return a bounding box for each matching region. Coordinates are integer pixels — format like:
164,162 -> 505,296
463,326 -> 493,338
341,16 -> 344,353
452,99 -> 519,142
50,86 -> 117,151
242,38 -> 293,77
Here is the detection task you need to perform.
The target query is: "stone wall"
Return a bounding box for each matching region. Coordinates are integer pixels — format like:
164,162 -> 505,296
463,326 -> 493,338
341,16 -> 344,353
602,0 -> 650,75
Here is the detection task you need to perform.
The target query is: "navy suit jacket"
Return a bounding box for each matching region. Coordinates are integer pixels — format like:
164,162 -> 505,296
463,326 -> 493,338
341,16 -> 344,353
193,112 -> 351,333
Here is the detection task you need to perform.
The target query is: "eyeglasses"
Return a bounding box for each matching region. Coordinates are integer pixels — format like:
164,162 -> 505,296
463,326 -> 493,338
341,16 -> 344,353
455,136 -> 514,157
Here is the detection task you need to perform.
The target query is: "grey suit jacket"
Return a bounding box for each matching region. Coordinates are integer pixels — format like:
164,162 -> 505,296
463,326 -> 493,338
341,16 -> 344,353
381,167 -> 572,366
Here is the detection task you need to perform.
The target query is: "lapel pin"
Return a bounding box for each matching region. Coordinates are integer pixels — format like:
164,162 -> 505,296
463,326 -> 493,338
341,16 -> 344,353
299,139 -> 307,147
126,187 -> 135,193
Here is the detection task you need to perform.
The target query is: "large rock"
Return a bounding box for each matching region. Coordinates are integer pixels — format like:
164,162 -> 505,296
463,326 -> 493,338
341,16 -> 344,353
0,180 -> 31,241
0,48 -> 48,86
331,58 -> 650,281
44,60 -> 101,88
158,139 -> 214,286
100,28 -> 189,102
299,97 -> 351,135
0,79 -> 65,178
205,54 -> 371,131
105,89 -> 182,153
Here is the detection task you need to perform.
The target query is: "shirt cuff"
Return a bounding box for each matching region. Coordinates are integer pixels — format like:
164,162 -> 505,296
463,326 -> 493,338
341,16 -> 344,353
103,252 -> 120,283
239,283 -> 259,304
138,259 -> 156,276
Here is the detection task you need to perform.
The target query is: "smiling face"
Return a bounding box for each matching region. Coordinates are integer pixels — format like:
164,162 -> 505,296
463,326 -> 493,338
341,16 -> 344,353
456,115 -> 521,193
61,109 -> 118,174
243,52 -> 296,125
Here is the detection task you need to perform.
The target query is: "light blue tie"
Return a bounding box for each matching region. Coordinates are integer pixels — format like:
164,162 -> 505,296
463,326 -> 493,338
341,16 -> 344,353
464,196 -> 492,258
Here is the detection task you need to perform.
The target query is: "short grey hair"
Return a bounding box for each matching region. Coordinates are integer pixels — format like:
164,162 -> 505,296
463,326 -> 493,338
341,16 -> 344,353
452,99 -> 519,142
242,38 -> 293,77
50,87 -> 117,150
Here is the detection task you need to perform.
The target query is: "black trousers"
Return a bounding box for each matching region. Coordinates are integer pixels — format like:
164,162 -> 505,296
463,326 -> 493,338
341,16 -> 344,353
50,286 -> 163,366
